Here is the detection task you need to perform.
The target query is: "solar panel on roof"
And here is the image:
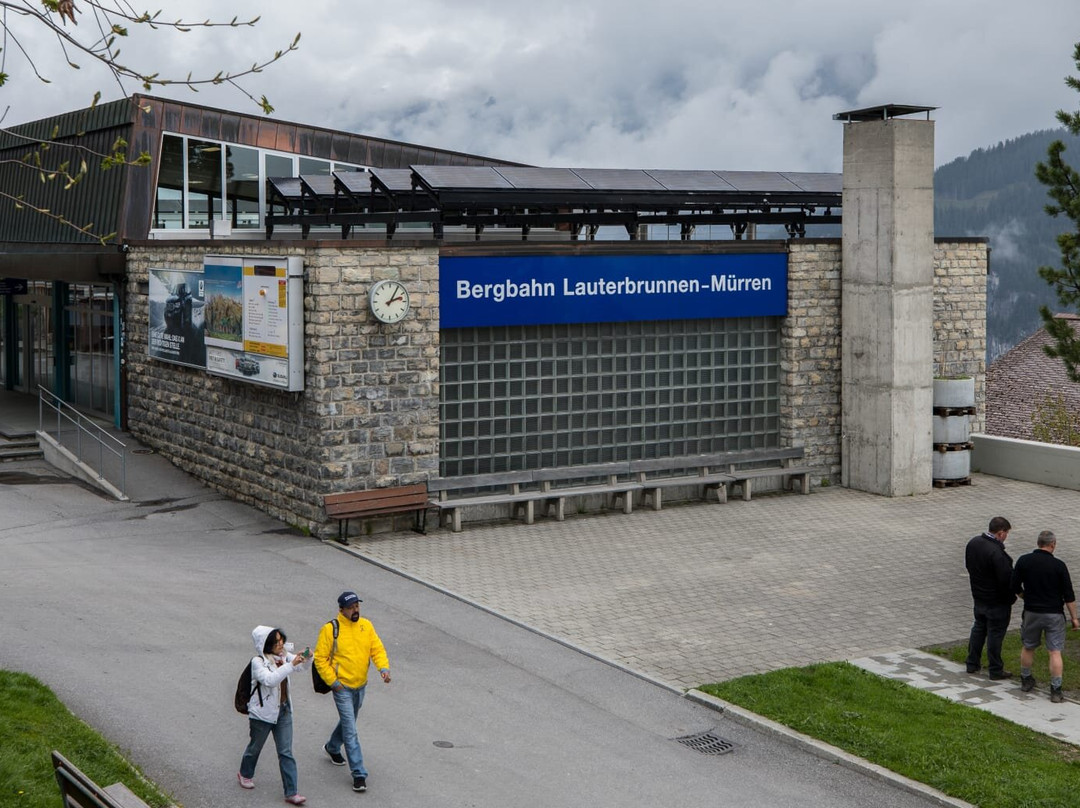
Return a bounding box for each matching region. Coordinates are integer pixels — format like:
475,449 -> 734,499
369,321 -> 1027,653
571,168 -> 666,191
492,167 -> 593,190
643,169 -> 738,192
267,177 -> 302,198
333,170 -> 372,195
715,171 -> 801,193
369,167 -> 414,192
413,165 -> 513,190
778,173 -> 842,193
300,175 -> 337,196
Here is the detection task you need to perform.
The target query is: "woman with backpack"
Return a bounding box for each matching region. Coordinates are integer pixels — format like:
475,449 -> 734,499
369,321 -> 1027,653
238,625 -> 311,805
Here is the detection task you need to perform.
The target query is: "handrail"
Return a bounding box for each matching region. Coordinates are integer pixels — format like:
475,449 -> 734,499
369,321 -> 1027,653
37,386 -> 127,498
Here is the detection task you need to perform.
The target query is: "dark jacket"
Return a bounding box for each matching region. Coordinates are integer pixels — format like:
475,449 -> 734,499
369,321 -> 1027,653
1011,548 -> 1076,614
966,533 -> 1016,606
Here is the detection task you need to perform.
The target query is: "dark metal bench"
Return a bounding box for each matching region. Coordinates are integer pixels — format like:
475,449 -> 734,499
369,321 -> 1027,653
324,483 -> 429,541
52,751 -> 151,808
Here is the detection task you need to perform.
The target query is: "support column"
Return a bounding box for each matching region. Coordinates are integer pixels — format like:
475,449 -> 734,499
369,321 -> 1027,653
840,113 -> 935,496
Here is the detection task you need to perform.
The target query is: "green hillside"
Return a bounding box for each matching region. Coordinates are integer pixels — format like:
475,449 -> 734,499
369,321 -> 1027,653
934,129 -> 1080,361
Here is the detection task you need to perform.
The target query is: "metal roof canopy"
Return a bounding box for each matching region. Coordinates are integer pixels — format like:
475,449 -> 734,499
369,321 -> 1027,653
265,165 -> 842,240
832,104 -> 937,123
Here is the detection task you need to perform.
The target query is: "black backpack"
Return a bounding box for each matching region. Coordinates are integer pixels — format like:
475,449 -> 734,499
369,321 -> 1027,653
312,619 -> 339,694
234,657 -> 263,714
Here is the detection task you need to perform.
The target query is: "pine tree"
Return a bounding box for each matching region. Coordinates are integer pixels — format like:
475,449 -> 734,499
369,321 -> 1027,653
1035,42 -> 1080,381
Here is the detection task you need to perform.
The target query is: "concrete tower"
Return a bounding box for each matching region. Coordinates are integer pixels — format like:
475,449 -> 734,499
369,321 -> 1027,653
837,105 -> 936,496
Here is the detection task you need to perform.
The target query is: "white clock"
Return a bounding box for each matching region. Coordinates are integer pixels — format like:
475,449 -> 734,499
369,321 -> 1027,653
369,279 -> 411,324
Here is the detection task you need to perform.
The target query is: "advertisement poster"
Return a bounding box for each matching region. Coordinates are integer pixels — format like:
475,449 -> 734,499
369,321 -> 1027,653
148,255 -> 304,391
147,268 -> 206,368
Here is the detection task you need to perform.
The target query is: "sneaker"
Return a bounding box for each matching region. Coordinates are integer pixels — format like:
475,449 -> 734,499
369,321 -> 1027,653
352,776 -> 367,792
989,670 -> 1013,680
237,773 -> 255,790
1051,686 -> 1064,704
324,745 -> 346,766
284,796 -> 307,805
1020,675 -> 1036,693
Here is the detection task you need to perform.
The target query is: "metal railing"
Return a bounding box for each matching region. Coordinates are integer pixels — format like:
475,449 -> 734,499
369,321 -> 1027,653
38,386 -> 127,498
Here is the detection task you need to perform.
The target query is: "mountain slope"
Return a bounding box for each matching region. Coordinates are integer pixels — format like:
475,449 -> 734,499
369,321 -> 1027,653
934,129 -> 1080,361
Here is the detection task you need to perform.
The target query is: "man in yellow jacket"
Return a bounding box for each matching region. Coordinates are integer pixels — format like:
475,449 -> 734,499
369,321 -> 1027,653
314,591 -> 391,793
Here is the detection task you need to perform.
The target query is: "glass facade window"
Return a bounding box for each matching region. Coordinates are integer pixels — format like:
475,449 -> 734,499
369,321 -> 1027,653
153,134 -> 185,229
225,145 -> 260,229
187,139 -> 223,228
151,133 -> 370,232
65,284 -> 116,417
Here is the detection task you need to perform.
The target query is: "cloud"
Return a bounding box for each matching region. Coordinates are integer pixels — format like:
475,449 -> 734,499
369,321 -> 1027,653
3,0 -> 1079,171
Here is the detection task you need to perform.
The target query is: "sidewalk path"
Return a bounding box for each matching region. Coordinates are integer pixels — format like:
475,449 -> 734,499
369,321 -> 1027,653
851,649 -> 1080,745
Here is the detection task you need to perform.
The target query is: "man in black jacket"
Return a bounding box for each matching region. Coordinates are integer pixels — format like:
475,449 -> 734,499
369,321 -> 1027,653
1011,530 -> 1080,703
965,516 -> 1016,679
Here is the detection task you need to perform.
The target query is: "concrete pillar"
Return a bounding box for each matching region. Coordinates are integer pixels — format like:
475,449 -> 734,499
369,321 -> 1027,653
841,116 -> 935,496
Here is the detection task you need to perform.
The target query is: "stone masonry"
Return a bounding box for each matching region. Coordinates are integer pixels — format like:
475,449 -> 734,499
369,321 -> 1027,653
125,242 -> 440,537
125,238 -> 986,536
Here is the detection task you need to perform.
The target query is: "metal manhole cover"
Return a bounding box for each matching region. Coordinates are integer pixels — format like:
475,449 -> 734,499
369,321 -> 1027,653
673,730 -> 737,755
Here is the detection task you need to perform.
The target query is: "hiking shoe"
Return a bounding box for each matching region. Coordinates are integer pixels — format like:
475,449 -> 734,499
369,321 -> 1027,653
1051,686 -> 1064,704
352,776 -> 367,792
1020,675 -> 1036,693
324,745 -> 346,766
284,796 -> 307,805
989,670 -> 1013,680
237,773 -> 255,790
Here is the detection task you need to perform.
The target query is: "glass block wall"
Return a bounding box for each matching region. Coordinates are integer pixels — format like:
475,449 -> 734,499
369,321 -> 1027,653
440,317 -> 780,476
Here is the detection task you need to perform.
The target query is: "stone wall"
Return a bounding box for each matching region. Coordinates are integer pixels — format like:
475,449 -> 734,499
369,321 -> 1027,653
783,240 -> 843,485
125,237 -> 987,535
933,239 -> 989,434
125,242 -> 440,536
782,237 -> 988,485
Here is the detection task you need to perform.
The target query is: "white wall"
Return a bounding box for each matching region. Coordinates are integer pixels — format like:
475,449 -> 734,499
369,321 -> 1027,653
971,433 -> 1080,491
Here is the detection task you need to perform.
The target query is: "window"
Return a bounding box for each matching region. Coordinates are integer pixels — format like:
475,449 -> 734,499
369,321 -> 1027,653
225,145 -> 260,229
153,134 -> 185,229
187,139 -> 223,228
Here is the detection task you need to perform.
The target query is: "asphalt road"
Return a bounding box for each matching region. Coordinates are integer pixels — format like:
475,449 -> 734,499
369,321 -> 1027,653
0,459 -> 945,807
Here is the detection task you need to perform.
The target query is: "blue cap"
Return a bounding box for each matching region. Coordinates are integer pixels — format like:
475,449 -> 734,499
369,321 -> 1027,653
338,591 -> 361,608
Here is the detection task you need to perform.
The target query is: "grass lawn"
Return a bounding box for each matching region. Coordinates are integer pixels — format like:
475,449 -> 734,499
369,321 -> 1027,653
0,670 -> 172,808
925,628 -> 1080,691
702,662 -> 1080,808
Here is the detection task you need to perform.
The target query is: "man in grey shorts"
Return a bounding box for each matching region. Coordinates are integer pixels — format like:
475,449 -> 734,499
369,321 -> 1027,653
1010,530 -> 1080,703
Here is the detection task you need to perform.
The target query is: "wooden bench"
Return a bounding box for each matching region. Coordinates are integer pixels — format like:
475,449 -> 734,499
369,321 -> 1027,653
532,462 -> 641,521
724,447 -> 813,501
324,483 -> 429,541
629,454 -> 735,510
53,751 -> 151,808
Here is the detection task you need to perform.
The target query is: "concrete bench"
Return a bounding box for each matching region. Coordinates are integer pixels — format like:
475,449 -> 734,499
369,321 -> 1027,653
324,483 -> 429,541
724,447 -> 813,501
52,751 -> 151,808
532,462 -> 641,521
629,455 -> 735,510
428,470 -> 542,533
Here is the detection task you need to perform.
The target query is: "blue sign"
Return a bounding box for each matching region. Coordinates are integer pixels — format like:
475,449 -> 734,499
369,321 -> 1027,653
440,253 -> 787,328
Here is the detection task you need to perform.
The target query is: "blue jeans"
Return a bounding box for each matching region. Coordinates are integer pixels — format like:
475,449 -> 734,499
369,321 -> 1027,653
240,702 -> 298,797
966,601 -> 1012,675
328,685 -> 368,778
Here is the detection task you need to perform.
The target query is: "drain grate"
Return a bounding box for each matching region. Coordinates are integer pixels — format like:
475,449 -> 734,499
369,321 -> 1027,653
673,730 -> 737,755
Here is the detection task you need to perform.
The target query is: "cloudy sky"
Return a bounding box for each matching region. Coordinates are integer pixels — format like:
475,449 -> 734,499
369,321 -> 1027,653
2,0 -> 1078,171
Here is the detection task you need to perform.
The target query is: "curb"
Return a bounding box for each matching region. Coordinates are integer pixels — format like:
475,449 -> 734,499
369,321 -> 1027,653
684,689 -> 976,808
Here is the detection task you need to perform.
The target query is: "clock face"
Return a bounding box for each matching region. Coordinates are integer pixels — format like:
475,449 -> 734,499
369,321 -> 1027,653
369,279 -> 411,324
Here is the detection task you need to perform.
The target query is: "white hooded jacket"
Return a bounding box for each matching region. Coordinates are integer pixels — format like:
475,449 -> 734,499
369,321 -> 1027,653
246,624 -> 309,724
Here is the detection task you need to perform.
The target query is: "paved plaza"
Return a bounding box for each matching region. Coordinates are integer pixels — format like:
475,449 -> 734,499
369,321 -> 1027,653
348,475 -> 1080,690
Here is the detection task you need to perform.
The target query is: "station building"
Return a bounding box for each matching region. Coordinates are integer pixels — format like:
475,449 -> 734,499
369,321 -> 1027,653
0,95 -> 988,534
